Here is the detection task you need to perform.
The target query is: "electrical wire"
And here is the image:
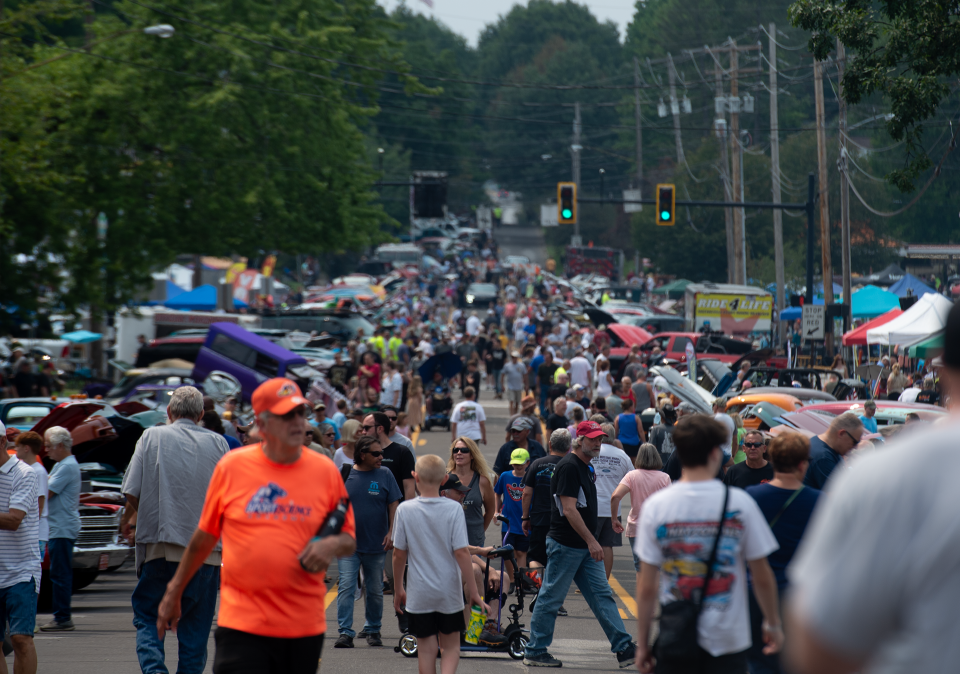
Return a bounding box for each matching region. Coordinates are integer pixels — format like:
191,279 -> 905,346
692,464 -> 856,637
843,114 -> 960,217
757,24 -> 805,51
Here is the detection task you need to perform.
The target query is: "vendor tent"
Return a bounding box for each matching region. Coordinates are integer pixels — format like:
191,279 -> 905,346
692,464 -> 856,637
851,285 -> 901,318
814,282 -> 843,302
164,284 -> 217,311
842,308 -> 903,346
907,333 -> 944,358
866,293 -> 953,345
888,273 -> 936,298
651,279 -> 691,299
780,306 -> 802,322
863,263 -> 906,286
61,330 -> 102,344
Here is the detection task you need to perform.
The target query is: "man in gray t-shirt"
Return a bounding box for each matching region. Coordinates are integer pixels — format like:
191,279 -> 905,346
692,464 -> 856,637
41,426 -> 82,631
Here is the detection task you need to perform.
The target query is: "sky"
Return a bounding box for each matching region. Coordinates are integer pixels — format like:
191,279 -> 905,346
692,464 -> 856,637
376,0 -> 634,46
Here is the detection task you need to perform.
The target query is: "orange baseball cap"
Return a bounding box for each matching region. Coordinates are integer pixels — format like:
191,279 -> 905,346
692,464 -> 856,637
252,378 -> 309,416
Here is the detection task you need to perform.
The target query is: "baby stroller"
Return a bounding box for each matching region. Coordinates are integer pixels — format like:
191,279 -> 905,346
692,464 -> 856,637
395,516 -> 533,660
418,352 -> 462,432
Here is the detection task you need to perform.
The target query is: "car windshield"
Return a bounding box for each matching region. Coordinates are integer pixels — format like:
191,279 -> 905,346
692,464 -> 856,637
5,405 -> 52,427
468,284 -> 497,294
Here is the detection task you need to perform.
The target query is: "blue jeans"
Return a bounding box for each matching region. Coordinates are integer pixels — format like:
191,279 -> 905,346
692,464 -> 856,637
336,552 -> 385,638
539,388 -> 549,416
491,369 -> 503,395
48,538 -> 74,623
525,537 -> 632,658
131,558 -> 220,674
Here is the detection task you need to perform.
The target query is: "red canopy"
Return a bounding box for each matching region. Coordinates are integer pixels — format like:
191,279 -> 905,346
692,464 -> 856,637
842,308 -> 903,346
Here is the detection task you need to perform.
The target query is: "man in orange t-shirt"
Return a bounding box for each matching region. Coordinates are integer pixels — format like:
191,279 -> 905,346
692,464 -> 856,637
157,378 -> 356,674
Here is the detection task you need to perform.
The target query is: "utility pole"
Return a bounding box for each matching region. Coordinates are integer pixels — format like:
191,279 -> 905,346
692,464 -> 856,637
729,40 -> 744,285
837,40 -> 852,339
713,49 -> 735,284
572,101 -> 582,244
633,57 -> 643,194
667,53 -> 684,165
768,22 -> 786,349
814,57 -> 834,357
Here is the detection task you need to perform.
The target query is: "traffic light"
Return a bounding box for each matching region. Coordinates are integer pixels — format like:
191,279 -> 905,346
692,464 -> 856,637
656,184 -> 675,226
557,182 -> 577,224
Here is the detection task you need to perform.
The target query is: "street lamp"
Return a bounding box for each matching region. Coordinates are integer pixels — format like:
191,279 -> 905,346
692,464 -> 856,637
7,24 -> 176,78
143,24 -> 176,38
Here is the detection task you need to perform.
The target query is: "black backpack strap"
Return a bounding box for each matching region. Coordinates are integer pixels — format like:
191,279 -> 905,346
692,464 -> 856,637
697,485 -> 729,611
340,463 -> 352,482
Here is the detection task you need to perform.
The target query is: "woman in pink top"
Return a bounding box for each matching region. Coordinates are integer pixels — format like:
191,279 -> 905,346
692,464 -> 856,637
609,443 -> 672,571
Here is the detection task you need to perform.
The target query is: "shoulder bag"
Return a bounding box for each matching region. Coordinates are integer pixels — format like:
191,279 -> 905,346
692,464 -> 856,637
653,485 -> 729,667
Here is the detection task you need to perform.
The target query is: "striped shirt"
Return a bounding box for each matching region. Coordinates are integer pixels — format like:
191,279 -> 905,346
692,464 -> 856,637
0,456 -> 41,592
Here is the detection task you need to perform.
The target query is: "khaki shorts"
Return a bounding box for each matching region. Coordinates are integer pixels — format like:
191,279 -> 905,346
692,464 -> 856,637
507,389 -> 522,404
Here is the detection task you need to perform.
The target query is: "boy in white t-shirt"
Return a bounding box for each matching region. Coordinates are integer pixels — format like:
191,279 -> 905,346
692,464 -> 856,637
393,455 -> 488,674
633,415 -> 784,674
14,431 -> 49,557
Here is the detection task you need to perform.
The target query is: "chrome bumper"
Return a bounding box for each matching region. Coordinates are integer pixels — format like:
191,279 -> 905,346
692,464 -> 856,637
73,543 -> 133,570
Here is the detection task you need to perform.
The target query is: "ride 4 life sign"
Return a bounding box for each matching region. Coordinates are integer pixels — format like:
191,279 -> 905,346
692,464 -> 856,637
802,305 -> 826,341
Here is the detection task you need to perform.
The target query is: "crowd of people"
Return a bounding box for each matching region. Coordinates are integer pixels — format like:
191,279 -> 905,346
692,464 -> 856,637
4,238 -> 960,674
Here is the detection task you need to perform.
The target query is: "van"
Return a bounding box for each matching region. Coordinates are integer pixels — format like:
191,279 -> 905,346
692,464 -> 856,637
191,323 -> 320,402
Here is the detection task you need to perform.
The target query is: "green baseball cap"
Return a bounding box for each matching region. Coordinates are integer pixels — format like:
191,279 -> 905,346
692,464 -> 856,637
509,448 -> 530,465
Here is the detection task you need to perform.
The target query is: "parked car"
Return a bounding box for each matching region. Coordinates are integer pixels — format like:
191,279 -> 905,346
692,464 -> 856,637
260,311 -> 376,342
463,283 -> 499,308
134,335 -> 206,367
0,397 -> 61,433
191,322 -> 320,403
799,400 -> 947,426
104,367 -> 195,404
725,393 -> 804,429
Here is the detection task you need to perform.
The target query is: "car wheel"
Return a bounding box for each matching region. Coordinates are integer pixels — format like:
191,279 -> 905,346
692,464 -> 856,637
73,569 -> 100,592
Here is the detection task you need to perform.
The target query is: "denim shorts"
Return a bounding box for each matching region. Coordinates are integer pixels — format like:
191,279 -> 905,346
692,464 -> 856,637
0,579 -> 39,636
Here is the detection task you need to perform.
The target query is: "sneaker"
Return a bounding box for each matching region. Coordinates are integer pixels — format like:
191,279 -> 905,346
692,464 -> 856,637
479,621 -> 507,646
382,580 -> 393,595
524,652 -> 563,667
357,630 -> 368,638
616,642 -> 637,669
556,605 -> 568,617
366,633 -> 383,647
39,620 -> 75,632
334,634 -> 354,649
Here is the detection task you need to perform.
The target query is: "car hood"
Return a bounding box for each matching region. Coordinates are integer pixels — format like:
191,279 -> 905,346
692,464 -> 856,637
648,365 -> 715,414
31,402 -> 109,436
606,323 -> 654,348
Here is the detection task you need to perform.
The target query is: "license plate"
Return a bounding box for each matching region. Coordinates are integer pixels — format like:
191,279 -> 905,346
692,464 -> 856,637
98,553 -> 109,571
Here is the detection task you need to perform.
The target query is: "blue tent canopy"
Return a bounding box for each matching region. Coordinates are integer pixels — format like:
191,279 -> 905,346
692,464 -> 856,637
851,284 -> 900,318
814,282 -> 844,302
781,306 -> 802,322
888,273 -> 936,298
164,284 -> 217,311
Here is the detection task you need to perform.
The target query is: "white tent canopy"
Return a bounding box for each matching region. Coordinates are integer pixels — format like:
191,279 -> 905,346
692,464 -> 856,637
866,293 -> 953,346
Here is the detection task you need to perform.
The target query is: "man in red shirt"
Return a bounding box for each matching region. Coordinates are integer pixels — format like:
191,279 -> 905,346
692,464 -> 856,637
157,378 -> 356,674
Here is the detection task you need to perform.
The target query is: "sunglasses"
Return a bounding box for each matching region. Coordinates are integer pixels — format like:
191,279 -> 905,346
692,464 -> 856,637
743,442 -> 764,449
385,415 -> 398,421
279,407 -> 307,421
452,446 -> 471,454
587,464 -> 597,484
365,451 -> 384,457
323,432 -> 336,437
362,424 -> 377,431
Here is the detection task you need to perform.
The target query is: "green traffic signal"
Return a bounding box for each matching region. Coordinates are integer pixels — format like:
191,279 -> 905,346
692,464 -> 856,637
562,208 -> 573,218
660,211 -> 669,220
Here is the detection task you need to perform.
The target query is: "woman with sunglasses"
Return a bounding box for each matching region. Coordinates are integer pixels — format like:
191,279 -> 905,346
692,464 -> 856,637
316,423 -> 337,458
445,437 -> 496,547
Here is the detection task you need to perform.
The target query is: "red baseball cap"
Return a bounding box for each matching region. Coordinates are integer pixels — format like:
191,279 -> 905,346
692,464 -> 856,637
252,378 -> 309,416
576,420 -> 605,439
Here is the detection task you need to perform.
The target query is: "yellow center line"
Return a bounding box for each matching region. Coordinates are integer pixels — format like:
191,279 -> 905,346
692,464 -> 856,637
324,587 -> 338,610
608,573 -> 637,618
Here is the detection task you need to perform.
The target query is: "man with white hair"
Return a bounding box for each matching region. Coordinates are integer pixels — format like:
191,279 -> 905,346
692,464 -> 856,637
39,425 -> 81,632
122,386 -> 229,673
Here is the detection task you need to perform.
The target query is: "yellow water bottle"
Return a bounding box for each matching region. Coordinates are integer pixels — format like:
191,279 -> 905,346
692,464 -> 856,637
464,605 -> 484,645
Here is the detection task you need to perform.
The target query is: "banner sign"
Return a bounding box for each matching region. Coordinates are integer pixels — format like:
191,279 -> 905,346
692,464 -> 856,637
693,293 -> 773,334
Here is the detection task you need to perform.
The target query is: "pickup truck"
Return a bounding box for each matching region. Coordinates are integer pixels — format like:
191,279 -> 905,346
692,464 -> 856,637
640,332 -> 788,368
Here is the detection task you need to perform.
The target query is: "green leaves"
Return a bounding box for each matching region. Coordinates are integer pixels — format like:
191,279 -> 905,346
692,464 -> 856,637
790,0 -> 960,191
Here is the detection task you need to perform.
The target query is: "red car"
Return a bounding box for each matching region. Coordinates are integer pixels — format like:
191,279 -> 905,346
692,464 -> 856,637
640,332 -> 788,368
798,400 -> 946,426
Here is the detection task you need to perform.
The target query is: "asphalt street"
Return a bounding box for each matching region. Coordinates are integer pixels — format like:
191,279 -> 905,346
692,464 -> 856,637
494,226 -> 548,267
10,394 -> 644,673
